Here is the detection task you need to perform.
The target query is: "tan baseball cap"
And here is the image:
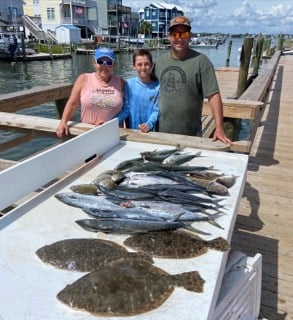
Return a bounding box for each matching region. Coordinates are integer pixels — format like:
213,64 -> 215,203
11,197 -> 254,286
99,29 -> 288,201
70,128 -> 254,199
169,16 -> 191,31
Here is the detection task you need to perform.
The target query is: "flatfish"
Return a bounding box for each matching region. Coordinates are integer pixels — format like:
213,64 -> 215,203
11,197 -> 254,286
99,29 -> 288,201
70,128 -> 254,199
124,231 -> 230,259
35,238 -> 152,272
57,258 -> 204,316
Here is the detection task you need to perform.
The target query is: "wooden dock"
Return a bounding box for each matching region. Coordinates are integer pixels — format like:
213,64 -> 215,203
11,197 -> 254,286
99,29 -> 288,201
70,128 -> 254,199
231,55 -> 293,320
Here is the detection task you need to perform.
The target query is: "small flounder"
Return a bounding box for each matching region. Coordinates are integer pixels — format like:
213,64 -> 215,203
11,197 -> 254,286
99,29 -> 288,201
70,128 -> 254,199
35,238 -> 153,272
124,230 -> 230,258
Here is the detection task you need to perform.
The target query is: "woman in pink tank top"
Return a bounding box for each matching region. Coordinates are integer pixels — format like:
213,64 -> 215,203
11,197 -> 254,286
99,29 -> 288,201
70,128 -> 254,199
56,47 -> 129,138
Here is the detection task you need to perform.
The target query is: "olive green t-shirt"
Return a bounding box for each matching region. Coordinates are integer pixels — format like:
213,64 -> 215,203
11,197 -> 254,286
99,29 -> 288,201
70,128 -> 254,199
154,50 -> 219,136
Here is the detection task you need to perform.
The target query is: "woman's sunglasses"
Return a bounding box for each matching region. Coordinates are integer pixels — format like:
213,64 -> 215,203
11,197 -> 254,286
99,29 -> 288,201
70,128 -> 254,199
169,31 -> 190,39
96,59 -> 114,66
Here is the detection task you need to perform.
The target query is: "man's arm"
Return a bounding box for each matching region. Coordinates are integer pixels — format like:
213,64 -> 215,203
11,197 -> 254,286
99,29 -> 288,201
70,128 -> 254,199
208,92 -> 231,144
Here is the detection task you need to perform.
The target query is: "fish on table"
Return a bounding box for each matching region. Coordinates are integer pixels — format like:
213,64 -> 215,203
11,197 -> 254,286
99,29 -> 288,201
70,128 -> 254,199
75,217 -> 208,235
35,238 -> 153,272
124,230 -> 230,259
54,192 -> 122,211
57,258 -> 204,316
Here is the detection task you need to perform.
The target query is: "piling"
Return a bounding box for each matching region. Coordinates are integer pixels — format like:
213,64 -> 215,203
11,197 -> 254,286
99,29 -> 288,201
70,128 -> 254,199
236,37 -> 254,98
224,37 -> 254,141
277,33 -> 284,51
252,36 -> 264,76
225,40 -> 232,67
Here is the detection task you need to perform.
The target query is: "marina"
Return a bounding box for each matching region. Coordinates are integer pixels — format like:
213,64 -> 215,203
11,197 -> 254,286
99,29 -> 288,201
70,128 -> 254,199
0,45 -> 292,319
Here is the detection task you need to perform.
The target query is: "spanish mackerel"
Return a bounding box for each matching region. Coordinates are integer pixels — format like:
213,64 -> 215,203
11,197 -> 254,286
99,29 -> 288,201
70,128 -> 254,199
75,218 -> 202,234
55,192 -> 121,211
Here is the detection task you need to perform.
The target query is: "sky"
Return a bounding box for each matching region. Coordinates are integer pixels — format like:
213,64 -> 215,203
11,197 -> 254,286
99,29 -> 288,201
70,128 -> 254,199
122,0 -> 293,35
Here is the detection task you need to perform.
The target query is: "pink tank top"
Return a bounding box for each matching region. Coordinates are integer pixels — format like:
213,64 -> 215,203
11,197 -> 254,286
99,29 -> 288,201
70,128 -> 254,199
80,73 -> 124,124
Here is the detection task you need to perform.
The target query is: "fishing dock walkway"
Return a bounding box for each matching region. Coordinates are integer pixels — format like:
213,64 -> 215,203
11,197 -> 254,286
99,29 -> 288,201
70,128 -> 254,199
226,56 -> 292,320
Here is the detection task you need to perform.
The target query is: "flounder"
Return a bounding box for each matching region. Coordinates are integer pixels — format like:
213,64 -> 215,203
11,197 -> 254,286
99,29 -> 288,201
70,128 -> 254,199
35,238 -> 152,272
124,230 -> 230,258
57,258 -> 204,316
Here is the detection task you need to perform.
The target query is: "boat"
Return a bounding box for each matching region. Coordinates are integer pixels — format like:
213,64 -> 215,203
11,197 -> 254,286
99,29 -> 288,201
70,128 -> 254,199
282,49 -> 293,56
121,37 -> 145,45
0,32 -> 37,60
190,37 -> 219,49
0,119 -> 261,319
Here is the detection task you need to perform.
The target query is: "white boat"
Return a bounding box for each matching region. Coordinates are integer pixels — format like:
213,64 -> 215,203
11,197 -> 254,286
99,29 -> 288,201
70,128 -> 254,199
190,37 -> 219,49
282,49 -> 293,55
122,37 -> 145,45
0,119 -> 261,319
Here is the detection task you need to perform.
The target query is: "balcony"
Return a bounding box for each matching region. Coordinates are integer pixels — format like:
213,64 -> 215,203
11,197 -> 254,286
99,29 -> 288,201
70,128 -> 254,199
107,5 -> 131,14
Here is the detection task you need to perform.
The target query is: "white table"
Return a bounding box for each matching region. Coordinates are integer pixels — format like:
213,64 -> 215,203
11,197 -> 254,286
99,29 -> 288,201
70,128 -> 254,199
0,121 -> 248,320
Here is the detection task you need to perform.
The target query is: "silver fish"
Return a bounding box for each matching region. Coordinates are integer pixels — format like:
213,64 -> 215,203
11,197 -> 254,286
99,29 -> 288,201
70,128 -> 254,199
98,184 -> 157,200
55,192 -> 121,211
75,218 -> 198,234
162,151 -> 201,165
83,207 -> 165,221
120,172 -> 178,187
127,200 -> 222,222
114,157 -> 144,171
140,145 -> 183,159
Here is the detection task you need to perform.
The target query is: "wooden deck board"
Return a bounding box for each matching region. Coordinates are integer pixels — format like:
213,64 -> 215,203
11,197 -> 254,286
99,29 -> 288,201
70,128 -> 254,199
231,55 -> 293,320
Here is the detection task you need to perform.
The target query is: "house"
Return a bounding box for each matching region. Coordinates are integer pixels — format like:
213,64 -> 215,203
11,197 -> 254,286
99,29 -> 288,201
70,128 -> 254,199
139,3 -> 184,38
0,0 -> 23,30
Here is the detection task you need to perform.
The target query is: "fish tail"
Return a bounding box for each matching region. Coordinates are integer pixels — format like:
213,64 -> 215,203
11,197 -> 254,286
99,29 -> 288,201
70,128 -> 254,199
208,237 -> 230,251
171,271 -> 205,293
207,219 -> 224,230
181,224 -> 211,235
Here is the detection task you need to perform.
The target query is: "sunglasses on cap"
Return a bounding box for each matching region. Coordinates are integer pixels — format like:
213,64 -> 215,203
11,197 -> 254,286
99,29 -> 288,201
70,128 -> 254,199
169,31 -> 190,39
96,59 -> 114,66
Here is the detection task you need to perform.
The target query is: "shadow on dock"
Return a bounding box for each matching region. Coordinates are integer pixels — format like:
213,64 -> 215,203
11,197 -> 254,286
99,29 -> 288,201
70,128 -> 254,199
231,63 -> 288,320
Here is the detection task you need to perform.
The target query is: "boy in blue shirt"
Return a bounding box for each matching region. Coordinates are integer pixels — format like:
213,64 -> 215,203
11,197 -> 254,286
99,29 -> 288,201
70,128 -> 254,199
124,49 -> 159,132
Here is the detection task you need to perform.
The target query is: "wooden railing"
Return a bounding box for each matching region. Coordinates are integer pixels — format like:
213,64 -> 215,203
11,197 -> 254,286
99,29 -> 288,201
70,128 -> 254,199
0,51 -> 281,160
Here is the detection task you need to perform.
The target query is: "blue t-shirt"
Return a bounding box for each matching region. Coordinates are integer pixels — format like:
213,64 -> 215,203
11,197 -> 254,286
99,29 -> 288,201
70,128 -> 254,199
124,77 -> 160,130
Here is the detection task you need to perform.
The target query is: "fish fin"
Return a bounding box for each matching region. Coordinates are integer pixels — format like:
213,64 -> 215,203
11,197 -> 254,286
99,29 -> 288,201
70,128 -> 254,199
208,237 -> 230,251
171,271 -> 205,293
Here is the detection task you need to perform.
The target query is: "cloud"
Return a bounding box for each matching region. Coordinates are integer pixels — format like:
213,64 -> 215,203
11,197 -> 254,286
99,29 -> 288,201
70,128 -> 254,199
123,0 -> 293,34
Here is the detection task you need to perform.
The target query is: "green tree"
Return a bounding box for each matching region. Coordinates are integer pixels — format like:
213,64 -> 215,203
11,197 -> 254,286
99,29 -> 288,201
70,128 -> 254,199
139,21 -> 152,38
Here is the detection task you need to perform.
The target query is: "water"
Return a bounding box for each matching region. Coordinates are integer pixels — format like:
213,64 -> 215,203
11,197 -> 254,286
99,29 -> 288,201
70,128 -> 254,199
0,38 -> 244,161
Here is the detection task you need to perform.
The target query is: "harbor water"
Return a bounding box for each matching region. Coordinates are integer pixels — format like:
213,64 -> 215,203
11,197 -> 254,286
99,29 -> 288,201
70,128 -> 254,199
0,38 -> 244,161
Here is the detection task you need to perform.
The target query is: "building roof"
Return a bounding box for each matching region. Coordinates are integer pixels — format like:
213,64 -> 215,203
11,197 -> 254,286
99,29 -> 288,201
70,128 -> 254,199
143,2 -> 184,12
56,25 -> 80,30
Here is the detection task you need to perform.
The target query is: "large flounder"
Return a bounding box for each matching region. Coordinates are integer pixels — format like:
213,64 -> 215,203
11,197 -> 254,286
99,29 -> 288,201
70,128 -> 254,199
35,238 -> 152,272
57,258 -> 204,316
124,230 -> 230,258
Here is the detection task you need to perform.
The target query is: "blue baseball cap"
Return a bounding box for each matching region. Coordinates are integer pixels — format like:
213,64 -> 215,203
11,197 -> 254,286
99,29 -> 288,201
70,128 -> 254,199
94,47 -> 115,61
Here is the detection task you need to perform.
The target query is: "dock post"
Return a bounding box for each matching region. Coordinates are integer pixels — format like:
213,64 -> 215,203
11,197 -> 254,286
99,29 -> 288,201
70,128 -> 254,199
224,37 -> 254,141
252,36 -> 264,76
277,33 -> 284,51
225,40 -> 232,67
55,98 -> 68,119
236,37 -> 254,98
20,32 -> 26,61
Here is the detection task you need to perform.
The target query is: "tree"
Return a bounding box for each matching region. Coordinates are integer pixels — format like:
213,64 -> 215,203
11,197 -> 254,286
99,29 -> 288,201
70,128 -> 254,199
139,21 -> 152,38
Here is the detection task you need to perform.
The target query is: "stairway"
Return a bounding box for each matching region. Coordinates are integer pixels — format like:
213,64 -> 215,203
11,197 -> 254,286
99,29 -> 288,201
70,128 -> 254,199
21,15 -> 57,43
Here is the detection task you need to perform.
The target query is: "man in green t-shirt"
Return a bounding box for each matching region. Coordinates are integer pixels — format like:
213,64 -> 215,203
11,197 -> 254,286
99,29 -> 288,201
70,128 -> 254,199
154,16 -> 231,144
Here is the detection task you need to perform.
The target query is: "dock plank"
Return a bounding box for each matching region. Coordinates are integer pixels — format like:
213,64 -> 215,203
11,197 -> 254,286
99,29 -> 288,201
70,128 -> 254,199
231,55 -> 293,320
